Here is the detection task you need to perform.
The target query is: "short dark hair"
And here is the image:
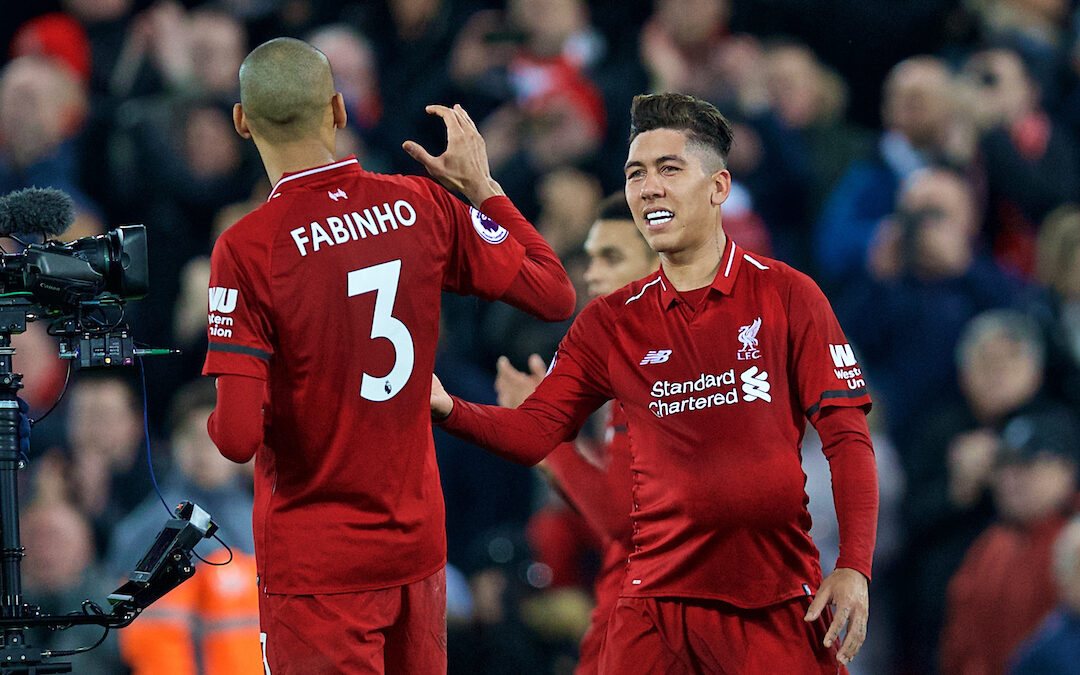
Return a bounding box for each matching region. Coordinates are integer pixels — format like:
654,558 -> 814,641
628,93 -> 734,165
596,192 -> 634,222
239,37 -> 335,142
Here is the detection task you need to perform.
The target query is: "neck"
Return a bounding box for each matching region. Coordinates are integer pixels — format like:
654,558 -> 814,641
660,230 -> 728,291
254,137 -> 338,187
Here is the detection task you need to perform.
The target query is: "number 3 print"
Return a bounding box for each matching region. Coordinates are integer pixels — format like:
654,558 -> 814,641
348,260 -> 415,401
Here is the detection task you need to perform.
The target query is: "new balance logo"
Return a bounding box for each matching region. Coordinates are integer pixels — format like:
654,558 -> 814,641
328,189 -> 348,201
209,287 -> 238,314
740,366 -> 771,402
640,349 -> 672,365
829,343 -> 856,368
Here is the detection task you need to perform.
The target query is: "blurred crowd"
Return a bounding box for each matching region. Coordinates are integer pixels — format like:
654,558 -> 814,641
4,0 -> 1080,673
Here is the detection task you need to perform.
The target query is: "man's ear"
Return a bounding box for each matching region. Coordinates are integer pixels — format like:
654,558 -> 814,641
332,93 -> 347,130
233,103 -> 252,139
710,168 -> 732,207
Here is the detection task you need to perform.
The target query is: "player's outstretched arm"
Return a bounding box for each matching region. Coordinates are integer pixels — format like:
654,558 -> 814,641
403,104 -> 503,208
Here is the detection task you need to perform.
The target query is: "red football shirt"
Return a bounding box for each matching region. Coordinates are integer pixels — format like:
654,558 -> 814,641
545,404 -> 634,674
442,239 -> 877,607
203,157 -> 569,594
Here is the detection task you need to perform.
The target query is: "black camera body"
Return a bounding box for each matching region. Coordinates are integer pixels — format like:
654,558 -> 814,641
0,224 -> 149,368
7,225 -> 149,309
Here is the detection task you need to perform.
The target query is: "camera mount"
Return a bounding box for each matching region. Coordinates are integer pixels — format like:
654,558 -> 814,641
0,206 -> 208,672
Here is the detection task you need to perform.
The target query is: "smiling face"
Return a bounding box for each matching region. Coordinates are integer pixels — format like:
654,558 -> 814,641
624,128 -> 730,258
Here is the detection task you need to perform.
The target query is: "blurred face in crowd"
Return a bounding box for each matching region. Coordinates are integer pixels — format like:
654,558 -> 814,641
962,49 -> 1036,127
583,218 -> 660,297
882,57 -> 952,150
189,10 -> 246,95
763,44 -> 821,130
174,406 -> 237,489
960,329 -> 1043,422
654,0 -> 730,46
896,169 -> 977,280
66,379 -> 142,463
993,456 -> 1076,525
624,128 -> 730,258
61,0 -> 131,23
184,106 -> 242,178
21,503 -> 93,592
1061,242 -> 1080,301
509,0 -> 586,56
309,27 -> 378,106
0,57 -> 85,167
1058,522 -> 1080,612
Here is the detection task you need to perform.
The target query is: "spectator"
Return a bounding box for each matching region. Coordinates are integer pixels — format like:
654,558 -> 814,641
0,55 -> 102,240
940,409 -> 1080,675
1030,205 -> 1080,409
307,24 -> 389,170
761,39 -> 872,225
1009,515 -> 1080,674
112,379 -> 259,675
33,372 -> 151,558
816,56 -> 960,282
107,378 -> 254,580
896,309 -> 1057,673
838,167 -> 1021,451
961,47 -> 1080,277
21,499 -> 125,674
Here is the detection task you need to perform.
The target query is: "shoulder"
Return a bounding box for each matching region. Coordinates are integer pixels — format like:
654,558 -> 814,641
609,272 -> 665,309
354,169 -> 446,204
738,251 -> 814,292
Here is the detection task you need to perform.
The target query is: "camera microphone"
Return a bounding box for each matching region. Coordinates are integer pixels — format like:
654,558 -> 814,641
0,187 -> 75,238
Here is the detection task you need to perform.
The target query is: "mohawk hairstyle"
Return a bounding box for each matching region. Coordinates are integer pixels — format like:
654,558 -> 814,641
629,93 -> 734,167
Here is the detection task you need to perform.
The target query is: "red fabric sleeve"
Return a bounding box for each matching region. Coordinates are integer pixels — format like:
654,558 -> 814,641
207,374 -> 265,464
439,299 -> 611,463
441,395 -> 575,465
813,405 -> 878,581
479,196 -> 576,322
545,435 -> 634,545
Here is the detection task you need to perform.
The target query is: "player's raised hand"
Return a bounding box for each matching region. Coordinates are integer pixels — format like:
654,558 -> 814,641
430,373 -> 454,422
403,104 -> 504,207
804,567 -> 869,666
495,354 -> 547,409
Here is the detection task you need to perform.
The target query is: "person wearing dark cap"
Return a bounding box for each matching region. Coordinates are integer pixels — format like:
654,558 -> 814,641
941,409 -> 1080,675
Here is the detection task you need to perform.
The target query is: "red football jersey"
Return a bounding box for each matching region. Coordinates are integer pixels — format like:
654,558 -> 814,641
444,239 -> 875,607
203,157 -> 549,594
545,404 -> 634,547
545,405 -> 634,675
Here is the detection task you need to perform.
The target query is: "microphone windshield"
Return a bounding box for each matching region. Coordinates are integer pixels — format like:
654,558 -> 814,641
0,187 -> 75,238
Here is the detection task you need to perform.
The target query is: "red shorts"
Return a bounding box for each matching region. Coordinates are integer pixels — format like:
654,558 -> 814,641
258,567 -> 447,674
599,595 -> 848,675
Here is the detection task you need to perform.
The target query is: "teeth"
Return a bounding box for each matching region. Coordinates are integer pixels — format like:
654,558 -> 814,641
646,210 -> 673,222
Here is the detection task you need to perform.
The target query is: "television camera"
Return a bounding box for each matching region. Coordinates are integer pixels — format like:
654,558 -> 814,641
0,188 -> 216,673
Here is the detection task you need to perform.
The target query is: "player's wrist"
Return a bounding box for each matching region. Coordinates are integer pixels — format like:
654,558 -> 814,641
431,396 -> 454,423
465,178 -> 504,208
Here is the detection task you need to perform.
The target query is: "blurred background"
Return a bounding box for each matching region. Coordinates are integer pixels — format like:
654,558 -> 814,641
3,0 -> 1080,673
